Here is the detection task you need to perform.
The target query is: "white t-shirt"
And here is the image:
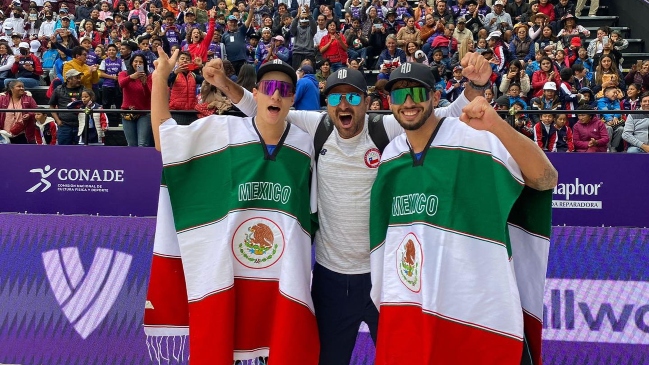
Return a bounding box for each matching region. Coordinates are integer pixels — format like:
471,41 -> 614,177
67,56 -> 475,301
235,90 -> 469,274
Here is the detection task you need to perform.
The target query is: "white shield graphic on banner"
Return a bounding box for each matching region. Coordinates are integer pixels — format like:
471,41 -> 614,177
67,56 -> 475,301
42,247 -> 132,339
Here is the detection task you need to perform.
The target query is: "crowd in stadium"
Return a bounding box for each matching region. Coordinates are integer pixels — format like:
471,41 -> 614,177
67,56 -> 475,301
0,0 -> 646,152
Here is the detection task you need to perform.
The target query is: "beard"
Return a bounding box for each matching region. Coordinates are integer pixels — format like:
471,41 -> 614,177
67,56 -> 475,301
395,102 -> 434,131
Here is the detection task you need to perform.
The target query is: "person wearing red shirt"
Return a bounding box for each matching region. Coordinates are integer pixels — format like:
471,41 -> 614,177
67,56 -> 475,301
319,19 -> 348,71
187,9 -> 216,64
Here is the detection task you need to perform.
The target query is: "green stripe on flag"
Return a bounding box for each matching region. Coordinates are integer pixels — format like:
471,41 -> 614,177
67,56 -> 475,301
508,187 -> 552,238
371,147 -> 523,250
163,143 -> 312,232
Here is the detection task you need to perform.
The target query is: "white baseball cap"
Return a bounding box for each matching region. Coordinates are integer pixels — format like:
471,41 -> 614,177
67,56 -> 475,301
486,30 -> 502,40
494,0 -> 505,6
18,41 -> 29,49
29,39 -> 40,53
543,82 -> 557,91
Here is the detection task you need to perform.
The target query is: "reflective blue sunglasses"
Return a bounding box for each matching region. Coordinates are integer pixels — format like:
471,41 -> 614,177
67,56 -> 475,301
327,93 -> 363,107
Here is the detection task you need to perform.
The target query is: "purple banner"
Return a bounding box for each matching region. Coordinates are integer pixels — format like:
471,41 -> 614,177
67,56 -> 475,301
547,153 -> 649,228
0,145 -> 161,217
0,214 -> 155,364
1,214 -> 646,365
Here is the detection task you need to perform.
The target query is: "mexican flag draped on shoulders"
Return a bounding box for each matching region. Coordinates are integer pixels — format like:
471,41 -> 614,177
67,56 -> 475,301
144,116 -> 319,364
370,116 -> 552,365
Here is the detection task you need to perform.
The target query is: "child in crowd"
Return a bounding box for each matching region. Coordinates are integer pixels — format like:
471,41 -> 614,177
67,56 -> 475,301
526,50 -> 543,78
512,100 -> 534,140
534,113 -> 556,151
444,66 -> 467,102
596,85 -> 623,151
484,87 -> 495,107
622,83 -> 642,114
552,114 -> 574,152
507,83 -> 528,110
370,98 -> 382,110
573,105 -> 609,152
574,46 -> 593,73
34,108 -> 57,145
475,38 -> 487,53
77,89 -> 107,145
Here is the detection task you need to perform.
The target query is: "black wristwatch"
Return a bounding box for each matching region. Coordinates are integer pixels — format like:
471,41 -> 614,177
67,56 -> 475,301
468,80 -> 492,91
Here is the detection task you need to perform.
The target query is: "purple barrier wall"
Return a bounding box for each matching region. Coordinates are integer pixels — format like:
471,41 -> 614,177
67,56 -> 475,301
0,145 -> 161,217
1,146 -> 648,364
547,153 -> 649,228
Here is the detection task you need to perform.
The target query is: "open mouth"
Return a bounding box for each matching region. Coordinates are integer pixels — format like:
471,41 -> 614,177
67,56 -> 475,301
339,113 -> 353,126
268,105 -> 281,113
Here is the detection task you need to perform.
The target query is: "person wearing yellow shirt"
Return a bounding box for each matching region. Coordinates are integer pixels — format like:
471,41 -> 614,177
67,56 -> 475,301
62,46 -> 99,90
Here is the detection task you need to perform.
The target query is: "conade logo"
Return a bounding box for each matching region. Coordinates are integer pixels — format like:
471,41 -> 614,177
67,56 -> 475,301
42,247 -> 132,339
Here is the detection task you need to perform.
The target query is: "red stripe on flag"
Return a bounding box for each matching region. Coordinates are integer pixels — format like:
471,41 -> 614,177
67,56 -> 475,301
144,255 -> 189,327
188,279 -> 319,364
523,311 -> 543,365
376,305 -> 523,364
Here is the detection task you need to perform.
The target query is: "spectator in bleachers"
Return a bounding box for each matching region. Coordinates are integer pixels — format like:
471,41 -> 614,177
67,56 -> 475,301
0,80 -> 37,144
596,85 -> 624,151
168,51 -> 202,125
622,92 -> 649,153
556,14 -> 588,47
432,0 -> 453,24
526,11 -> 547,43
63,46 -> 99,90
450,37 -> 471,68
534,113 -> 556,150
622,83 -> 642,114
77,89 -> 107,144
118,53 -> 153,147
223,14 -> 253,74
5,41 -> 42,88
4,5 -> 25,37
593,55 -> 624,95
383,10 -> 401,35
512,100 -> 534,139
54,15 -> 77,39
75,0 -> 93,21
395,16 -> 420,51
49,69 -> 84,145
531,56 -> 560,97
315,58 -> 330,92
505,0 -> 529,24
592,39 -> 621,73
499,59 -> 530,95
319,19 -> 348,70
484,0 -> 511,33
0,43 -> 14,90
485,30 -> 505,72
377,33 -> 405,70
571,62 -> 591,91
293,64 -> 320,110
509,23 -> 534,62
290,6 -> 316,69
552,114 -> 574,152
34,108 -> 57,145
573,105 -> 609,152
444,65 -> 466,102
625,60 -> 649,92
530,81 -> 561,123
413,0 -> 431,25
38,11 -> 56,38
99,44 -> 125,125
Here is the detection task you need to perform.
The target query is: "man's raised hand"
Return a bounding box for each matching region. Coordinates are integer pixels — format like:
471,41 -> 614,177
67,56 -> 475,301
461,52 -> 492,86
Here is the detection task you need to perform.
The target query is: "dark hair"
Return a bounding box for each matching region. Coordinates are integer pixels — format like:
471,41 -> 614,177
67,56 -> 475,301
508,82 -> 521,90
325,19 -> 338,31
128,54 -> 149,74
82,88 -> 95,101
71,46 -> 86,58
640,91 -> 649,100
578,104 -> 595,111
0,43 -> 13,55
571,63 -> 585,73
178,51 -> 191,59
236,64 -> 257,92
509,59 -> 523,71
223,59 -> 235,77
559,67 -> 573,81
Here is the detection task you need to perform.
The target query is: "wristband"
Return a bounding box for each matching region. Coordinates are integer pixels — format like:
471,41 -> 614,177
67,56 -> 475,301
468,80 -> 492,91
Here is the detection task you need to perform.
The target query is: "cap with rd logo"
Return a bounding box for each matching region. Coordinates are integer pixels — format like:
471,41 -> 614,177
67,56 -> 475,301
385,62 -> 437,92
323,68 -> 368,95
256,59 -> 297,86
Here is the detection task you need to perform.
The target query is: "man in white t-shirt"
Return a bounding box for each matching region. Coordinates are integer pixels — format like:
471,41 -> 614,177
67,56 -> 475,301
201,53 -> 494,364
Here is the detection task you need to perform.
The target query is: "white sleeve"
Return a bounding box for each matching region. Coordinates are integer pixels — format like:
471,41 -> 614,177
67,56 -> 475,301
434,92 -> 469,119
99,59 -> 106,71
233,88 -> 258,117
382,114 -> 405,140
